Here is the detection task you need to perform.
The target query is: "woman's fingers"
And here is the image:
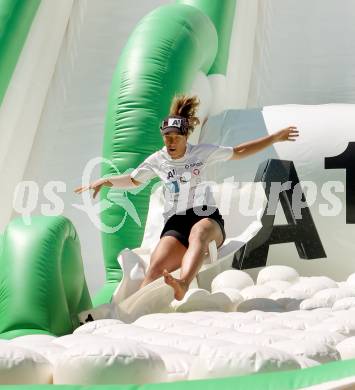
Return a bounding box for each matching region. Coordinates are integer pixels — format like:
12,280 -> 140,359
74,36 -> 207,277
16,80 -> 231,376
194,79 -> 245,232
74,185 -> 89,194
75,182 -> 103,199
284,127 -> 299,141
74,183 -> 95,195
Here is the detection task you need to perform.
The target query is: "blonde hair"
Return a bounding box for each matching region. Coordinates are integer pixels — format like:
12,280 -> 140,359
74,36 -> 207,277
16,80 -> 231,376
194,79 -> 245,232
169,95 -> 200,135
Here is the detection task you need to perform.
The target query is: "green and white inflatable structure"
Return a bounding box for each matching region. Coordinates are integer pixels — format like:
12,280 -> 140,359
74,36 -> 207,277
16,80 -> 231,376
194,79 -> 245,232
1,0 -> 355,388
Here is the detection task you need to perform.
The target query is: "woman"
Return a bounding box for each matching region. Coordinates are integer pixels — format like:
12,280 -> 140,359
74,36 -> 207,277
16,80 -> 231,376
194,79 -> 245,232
75,95 -> 299,300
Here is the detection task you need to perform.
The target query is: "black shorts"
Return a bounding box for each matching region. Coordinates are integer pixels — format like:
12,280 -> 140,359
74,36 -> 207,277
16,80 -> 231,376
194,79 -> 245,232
160,206 -> 226,249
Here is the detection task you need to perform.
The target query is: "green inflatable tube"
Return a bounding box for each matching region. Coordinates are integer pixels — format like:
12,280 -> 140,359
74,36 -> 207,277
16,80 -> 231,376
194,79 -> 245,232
97,3 -> 218,304
0,216 -> 92,339
98,0 -> 236,305
0,0 -> 41,105
176,0 -> 236,75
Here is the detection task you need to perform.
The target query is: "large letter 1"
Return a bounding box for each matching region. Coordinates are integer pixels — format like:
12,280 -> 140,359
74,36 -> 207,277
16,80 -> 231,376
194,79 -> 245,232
325,142 -> 355,224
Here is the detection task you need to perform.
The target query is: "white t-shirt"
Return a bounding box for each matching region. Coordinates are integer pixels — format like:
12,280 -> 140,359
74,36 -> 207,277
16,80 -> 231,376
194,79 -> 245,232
130,143 -> 234,222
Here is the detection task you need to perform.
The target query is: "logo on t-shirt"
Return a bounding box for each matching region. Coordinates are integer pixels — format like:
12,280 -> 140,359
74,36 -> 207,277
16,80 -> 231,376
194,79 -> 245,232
167,169 -> 176,180
185,161 -> 203,169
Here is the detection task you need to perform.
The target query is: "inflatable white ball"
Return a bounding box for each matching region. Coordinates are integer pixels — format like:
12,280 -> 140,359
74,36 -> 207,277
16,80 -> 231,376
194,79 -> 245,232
257,266 -> 299,285
211,270 -> 254,292
212,288 -> 244,311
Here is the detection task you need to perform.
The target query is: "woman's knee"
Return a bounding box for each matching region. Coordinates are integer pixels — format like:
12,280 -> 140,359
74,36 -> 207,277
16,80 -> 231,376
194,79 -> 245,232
188,225 -> 210,246
189,220 -> 223,248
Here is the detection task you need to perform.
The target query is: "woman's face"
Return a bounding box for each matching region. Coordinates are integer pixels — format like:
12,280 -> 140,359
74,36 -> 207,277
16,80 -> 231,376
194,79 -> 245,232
163,132 -> 188,159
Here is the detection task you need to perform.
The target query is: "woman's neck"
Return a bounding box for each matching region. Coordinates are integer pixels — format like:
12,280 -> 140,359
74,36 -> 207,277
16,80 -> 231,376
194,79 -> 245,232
171,144 -> 187,159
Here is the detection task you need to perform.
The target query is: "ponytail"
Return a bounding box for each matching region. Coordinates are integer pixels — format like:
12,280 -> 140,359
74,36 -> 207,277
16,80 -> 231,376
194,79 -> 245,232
169,95 -> 200,135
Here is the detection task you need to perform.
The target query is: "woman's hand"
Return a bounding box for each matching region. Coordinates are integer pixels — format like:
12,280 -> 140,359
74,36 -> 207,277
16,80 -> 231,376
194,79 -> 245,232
273,126 -> 299,142
74,178 -> 112,199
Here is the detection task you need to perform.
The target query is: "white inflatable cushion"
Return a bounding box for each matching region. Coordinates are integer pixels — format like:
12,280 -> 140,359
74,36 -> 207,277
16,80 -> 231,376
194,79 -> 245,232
292,331 -> 346,347
240,285 -> 275,300
257,266 -> 299,285
136,344 -> 194,382
171,289 -> 234,312
212,330 -> 288,345
237,322 -> 289,334
11,335 -> 64,365
262,316 -> 318,331
211,270 -> 254,292
288,276 -> 338,298
308,316 -> 355,337
295,357 -> 320,368
53,334 -> 112,348
189,344 -> 301,380
285,308 -> 332,323
134,314 -> 194,331
271,339 -> 340,363
300,288 -> 355,310
186,313 -> 251,330
264,328 -> 306,339
165,324 -> 232,339
93,322 -> 231,356
269,289 -> 310,301
237,298 -> 285,313
275,298 -> 302,311
332,297 -> 355,311
53,338 -> 166,384
0,344 -> 52,384
263,280 -> 292,291
346,273 -> 355,286
212,288 -> 244,311
74,319 -> 124,334
139,333 -> 232,357
337,281 -> 349,289
234,310 -> 276,322
336,336 -> 355,359
11,335 -> 56,343
93,324 -> 168,345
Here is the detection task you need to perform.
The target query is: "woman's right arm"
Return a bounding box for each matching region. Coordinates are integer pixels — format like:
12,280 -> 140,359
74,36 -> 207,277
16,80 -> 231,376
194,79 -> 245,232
74,174 -> 141,199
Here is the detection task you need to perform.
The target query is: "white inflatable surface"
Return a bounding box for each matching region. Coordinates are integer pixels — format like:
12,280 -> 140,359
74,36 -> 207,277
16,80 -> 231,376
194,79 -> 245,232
2,265 -> 355,385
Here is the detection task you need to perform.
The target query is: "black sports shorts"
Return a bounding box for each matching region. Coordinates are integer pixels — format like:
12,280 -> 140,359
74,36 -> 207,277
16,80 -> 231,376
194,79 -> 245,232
160,206 -> 226,249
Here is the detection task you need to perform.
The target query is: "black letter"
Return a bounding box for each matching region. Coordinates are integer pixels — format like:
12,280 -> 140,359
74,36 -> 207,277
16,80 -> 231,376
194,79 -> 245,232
325,142 -> 355,223
233,159 -> 326,269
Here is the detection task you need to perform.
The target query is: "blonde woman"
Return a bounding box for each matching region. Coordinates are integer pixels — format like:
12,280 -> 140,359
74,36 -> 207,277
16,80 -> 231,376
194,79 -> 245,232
75,95 -> 298,300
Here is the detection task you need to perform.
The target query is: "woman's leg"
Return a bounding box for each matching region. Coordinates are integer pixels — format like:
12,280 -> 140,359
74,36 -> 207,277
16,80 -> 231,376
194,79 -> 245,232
140,236 -> 187,288
163,218 -> 224,300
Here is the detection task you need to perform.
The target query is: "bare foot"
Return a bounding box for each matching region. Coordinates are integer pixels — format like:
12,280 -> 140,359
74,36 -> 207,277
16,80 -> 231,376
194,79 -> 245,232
163,270 -> 188,301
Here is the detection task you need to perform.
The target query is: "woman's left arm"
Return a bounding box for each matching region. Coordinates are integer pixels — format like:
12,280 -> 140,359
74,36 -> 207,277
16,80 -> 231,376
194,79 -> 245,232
231,126 -> 299,160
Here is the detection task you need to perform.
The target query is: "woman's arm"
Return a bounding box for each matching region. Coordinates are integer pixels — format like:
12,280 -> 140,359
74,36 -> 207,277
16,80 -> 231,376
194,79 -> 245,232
74,174 -> 140,199
231,126 -> 299,160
